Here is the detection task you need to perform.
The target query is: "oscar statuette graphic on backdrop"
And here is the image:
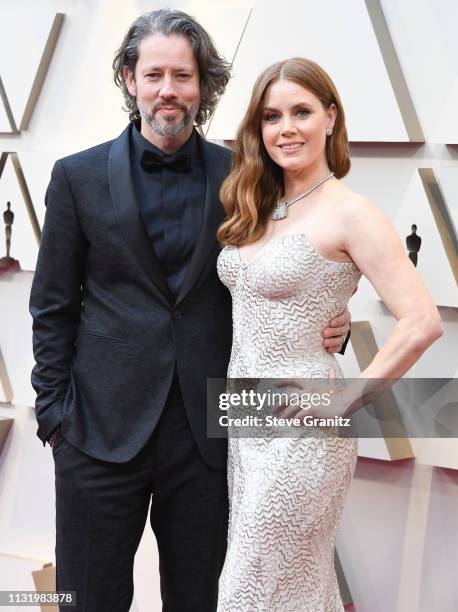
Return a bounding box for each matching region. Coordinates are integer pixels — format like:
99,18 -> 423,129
0,201 -> 20,274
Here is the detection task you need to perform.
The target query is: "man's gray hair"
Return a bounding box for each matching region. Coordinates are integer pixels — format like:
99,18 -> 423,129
113,9 -> 231,125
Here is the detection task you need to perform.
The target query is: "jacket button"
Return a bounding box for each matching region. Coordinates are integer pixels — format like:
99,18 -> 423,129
172,310 -> 182,320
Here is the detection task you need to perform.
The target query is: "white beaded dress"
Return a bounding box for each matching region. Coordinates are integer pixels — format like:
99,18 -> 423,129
216,233 -> 361,612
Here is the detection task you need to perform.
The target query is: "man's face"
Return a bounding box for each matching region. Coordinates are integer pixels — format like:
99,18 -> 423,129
124,33 -> 201,147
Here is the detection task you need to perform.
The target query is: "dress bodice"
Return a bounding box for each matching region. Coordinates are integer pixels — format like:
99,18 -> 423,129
217,233 -> 361,378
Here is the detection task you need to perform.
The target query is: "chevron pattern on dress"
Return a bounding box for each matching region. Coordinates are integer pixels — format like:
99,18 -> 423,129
216,233 -> 361,611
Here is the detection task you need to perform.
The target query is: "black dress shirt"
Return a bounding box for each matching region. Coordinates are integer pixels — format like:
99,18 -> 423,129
130,122 -> 207,298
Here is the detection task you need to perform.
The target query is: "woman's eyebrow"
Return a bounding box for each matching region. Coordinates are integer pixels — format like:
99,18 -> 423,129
262,102 -> 313,112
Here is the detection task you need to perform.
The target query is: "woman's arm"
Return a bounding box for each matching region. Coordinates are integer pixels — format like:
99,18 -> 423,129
273,196 -> 443,422
343,195 -> 443,380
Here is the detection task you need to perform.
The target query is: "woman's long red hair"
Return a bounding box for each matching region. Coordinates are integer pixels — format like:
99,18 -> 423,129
217,58 -> 350,247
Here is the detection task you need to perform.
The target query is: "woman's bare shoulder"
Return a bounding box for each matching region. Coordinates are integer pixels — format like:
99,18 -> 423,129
332,186 -> 383,225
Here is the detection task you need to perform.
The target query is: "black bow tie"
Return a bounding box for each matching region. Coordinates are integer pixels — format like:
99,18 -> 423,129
140,149 -> 191,173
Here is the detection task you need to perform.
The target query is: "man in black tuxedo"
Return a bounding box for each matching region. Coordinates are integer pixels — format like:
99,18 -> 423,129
29,9 -> 351,612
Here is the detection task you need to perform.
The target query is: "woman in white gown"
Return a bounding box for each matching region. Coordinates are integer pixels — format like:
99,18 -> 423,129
216,58 -> 442,611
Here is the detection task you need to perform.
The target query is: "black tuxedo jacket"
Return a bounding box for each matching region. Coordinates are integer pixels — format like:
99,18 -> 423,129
30,125 -> 233,468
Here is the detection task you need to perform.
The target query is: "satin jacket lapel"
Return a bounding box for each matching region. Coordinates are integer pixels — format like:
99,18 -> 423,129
108,125 -> 174,307
175,135 -> 229,307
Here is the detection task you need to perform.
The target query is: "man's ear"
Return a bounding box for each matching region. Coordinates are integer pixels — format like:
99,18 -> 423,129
124,66 -> 136,97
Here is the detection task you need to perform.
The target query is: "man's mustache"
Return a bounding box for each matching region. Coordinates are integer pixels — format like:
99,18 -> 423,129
152,102 -> 187,113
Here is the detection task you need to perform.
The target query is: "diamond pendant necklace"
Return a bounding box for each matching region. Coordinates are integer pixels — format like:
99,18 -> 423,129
271,172 -> 335,220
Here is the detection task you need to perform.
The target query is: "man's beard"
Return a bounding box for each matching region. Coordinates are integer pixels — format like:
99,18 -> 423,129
138,100 -> 199,138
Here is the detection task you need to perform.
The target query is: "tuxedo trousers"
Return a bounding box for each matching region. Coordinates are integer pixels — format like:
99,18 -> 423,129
52,377 -> 229,612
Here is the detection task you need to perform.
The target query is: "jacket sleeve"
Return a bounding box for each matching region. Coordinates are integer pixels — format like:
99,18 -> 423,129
29,160 -> 87,445
338,327 -> 351,356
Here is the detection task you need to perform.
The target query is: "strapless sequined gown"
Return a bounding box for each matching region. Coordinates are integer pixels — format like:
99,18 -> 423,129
216,233 -> 361,612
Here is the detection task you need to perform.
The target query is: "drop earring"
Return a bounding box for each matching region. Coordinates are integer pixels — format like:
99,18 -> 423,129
326,127 -> 333,136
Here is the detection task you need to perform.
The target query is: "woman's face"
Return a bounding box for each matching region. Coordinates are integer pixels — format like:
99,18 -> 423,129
261,79 -> 336,175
